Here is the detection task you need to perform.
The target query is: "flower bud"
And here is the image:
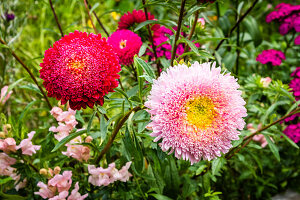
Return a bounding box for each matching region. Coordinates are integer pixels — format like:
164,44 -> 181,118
0,131 -> 5,138
3,124 -> 11,134
85,136 -> 93,143
39,168 -> 48,176
54,166 -> 61,175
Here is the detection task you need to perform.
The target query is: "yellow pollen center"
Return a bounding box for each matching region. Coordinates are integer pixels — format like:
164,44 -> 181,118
119,40 -> 127,49
68,61 -> 85,73
185,97 -> 217,130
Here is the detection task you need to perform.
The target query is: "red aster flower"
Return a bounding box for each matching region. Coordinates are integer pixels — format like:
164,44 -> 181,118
118,9 -> 155,30
40,31 -> 121,110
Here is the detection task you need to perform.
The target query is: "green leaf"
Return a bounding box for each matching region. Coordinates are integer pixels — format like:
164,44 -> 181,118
0,177 -> 12,185
150,193 -> 173,200
279,131 -> 299,149
89,3 -> 99,14
134,20 -> 176,32
243,16 -> 262,47
134,56 -> 156,80
263,134 -> 280,162
0,192 -> 26,200
115,88 -> 133,108
87,110 -> 97,134
261,101 -> 290,125
138,43 -> 148,57
211,157 -> 225,176
5,78 -> 25,97
51,129 -> 86,152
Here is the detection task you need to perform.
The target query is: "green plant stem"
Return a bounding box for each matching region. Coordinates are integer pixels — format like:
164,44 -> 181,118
183,10 -> 199,60
171,0 -> 187,66
235,0 -> 240,76
226,107 -> 300,160
142,0 -> 160,76
83,0 -> 98,34
85,0 -> 109,37
49,0 -> 64,37
0,38 -> 52,109
95,106 -> 142,164
213,0 -> 259,55
216,2 -> 220,19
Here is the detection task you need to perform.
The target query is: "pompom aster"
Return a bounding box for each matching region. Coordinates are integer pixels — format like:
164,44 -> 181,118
256,49 -> 286,66
118,9 -> 155,30
40,31 -> 121,110
145,62 -> 247,164
107,30 -> 142,65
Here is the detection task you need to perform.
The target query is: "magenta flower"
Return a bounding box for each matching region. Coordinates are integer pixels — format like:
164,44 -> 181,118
16,131 -> 41,156
0,138 -> 17,153
290,67 -> 300,100
283,123 -> 300,143
67,182 -> 88,200
295,35 -> 300,45
256,49 -> 286,66
0,86 -> 12,105
145,62 -> 247,164
107,30 -> 142,65
48,171 -> 72,193
266,3 -> 300,23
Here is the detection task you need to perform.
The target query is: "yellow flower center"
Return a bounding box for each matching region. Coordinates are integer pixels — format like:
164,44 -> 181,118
119,40 -> 127,49
185,96 -> 217,130
68,61 -> 85,73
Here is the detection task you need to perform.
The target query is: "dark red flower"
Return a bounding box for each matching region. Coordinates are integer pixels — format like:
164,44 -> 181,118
118,9 -> 155,30
40,31 -> 121,110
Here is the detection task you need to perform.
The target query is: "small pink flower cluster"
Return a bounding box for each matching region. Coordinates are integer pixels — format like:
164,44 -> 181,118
35,171 -> 88,200
62,136 -> 91,162
290,67 -> 300,101
49,107 -> 78,141
0,131 -> 41,190
0,86 -> 12,105
266,3 -> 300,45
256,49 -> 286,66
260,77 -> 272,87
88,162 -> 132,186
247,124 -> 268,148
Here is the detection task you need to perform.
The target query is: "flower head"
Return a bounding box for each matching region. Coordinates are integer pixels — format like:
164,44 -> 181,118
4,12 -> 15,21
108,30 -> 142,65
67,182 -> 88,200
0,86 -> 12,105
145,62 -> 247,164
48,171 -> 72,193
295,35 -> 300,45
283,123 -> 300,143
17,131 -> 40,156
118,9 -> 155,30
40,31 -> 121,110
62,137 -> 90,162
260,77 -> 272,87
0,138 -> 17,153
290,67 -> 300,100
34,182 -> 56,199
256,49 -> 286,66
0,153 -> 16,176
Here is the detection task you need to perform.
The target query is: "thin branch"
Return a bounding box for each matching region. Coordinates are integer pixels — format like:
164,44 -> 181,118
226,107 -> 300,160
49,0 -> 64,37
213,0 -> 259,55
142,0 -> 160,76
171,0 -> 187,66
95,106 -> 142,164
183,10 -> 199,60
83,0 -> 98,34
85,0 -> 109,37
0,38 -> 52,109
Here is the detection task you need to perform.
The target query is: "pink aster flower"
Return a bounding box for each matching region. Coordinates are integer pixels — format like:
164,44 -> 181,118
0,85 -> 12,105
48,171 -> 72,193
62,137 -> 90,162
260,77 -> 272,87
17,131 -> 41,156
118,9 -> 155,30
256,49 -> 286,66
34,181 -> 56,199
107,30 -> 142,65
49,191 -> 69,200
0,137 -> 17,153
0,153 -> 16,176
67,182 -> 88,200
145,62 -> 247,164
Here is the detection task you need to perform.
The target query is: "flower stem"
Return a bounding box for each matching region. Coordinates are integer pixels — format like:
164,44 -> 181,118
83,0 -> 98,34
0,38 -> 52,109
171,0 -> 187,66
85,0 -> 109,37
235,0 -> 240,76
183,10 -> 199,60
95,106 -> 142,164
226,107 -> 300,160
213,0 -> 259,55
49,0 -> 64,37
142,0 -> 160,76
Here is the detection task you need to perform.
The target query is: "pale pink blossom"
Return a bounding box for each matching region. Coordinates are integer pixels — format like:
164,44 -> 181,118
67,182 -> 88,200
0,153 -> 16,176
0,137 -> 17,153
11,173 -> 27,191
85,136 -> 93,143
50,107 -> 63,119
118,161 -> 132,182
62,144 -> 90,162
197,18 -> 205,28
48,171 -> 72,193
49,191 -> 69,200
88,165 -> 112,186
34,181 -> 56,199
260,77 -> 272,87
253,134 -> 268,148
0,86 -> 12,105
3,124 -> 11,134
56,109 -> 77,127
17,131 -> 41,156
